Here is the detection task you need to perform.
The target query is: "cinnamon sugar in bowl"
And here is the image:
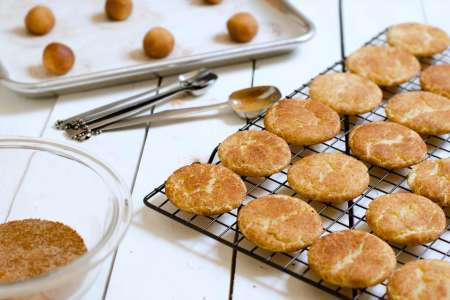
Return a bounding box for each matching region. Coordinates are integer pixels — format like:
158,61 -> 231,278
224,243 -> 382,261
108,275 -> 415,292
0,137 -> 131,300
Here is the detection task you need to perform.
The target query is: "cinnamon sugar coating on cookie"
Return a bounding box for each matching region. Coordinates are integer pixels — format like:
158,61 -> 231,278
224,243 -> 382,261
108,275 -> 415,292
166,163 -> 246,215
421,64 -> 450,98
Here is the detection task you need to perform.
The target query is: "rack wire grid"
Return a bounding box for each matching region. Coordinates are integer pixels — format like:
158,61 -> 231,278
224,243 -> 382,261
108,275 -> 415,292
144,29 -> 450,300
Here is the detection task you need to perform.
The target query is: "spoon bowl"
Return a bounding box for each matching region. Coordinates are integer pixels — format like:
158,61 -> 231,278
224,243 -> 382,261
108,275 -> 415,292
228,85 -> 281,119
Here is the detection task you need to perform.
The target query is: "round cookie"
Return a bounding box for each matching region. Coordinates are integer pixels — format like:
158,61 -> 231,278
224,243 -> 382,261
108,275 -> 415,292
349,121 -> 427,169
309,72 -> 383,115
346,45 -> 420,86
408,158 -> 450,207
366,193 -> 446,245
238,195 -> 322,252
287,153 -> 369,203
218,130 -> 291,177
387,260 -> 450,300
308,230 -> 396,288
387,22 -> 450,57
421,64 -> 450,98
386,91 -> 450,135
165,163 -> 247,215
264,99 -> 340,146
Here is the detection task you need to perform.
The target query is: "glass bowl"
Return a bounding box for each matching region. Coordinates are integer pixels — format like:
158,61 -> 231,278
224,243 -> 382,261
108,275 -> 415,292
0,136 -> 132,300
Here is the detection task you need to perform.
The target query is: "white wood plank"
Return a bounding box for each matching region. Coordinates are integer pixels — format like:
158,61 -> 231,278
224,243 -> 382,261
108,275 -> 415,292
422,0 -> 450,30
105,63 -> 253,300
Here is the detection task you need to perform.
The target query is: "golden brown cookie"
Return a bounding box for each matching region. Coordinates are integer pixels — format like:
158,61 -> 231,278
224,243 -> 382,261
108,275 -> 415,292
264,99 -> 340,146
421,64 -> 450,98
0,219 -> 87,284
346,45 -> 420,86
387,260 -> 450,300
309,72 -> 383,115
366,193 -> 446,245
308,230 -> 396,288
408,158 -> 450,207
165,163 -> 246,215
287,153 -> 369,203
387,23 -> 450,57
386,91 -> 450,135
349,121 -> 427,169
238,195 -> 322,252
218,130 -> 291,177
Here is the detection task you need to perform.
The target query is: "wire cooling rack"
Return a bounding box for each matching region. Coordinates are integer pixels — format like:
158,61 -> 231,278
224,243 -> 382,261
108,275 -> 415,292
143,29 -> 450,300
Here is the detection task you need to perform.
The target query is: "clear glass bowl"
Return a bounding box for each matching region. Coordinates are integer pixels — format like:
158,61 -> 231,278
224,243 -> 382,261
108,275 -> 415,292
0,136 -> 132,300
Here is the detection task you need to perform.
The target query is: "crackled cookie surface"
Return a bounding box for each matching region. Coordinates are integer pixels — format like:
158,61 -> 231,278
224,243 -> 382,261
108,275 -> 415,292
309,72 -> 382,115
165,163 -> 246,215
387,23 -> 450,57
308,230 -> 396,288
388,260 -> 450,300
386,91 -> 450,135
218,130 -> 291,177
238,195 -> 322,252
408,158 -> 450,207
421,64 -> 450,98
349,121 -> 427,169
346,45 -> 420,86
264,99 -> 340,146
366,193 -> 446,245
287,153 -> 369,203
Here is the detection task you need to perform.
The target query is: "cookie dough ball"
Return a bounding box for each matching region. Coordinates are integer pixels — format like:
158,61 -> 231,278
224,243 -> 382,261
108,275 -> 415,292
42,42 -> 75,76
25,5 -> 55,35
227,12 -> 258,43
288,153 -> 369,203
165,163 -> 246,216
387,23 -> 450,57
346,45 -> 420,86
238,195 -> 322,252
105,0 -> 132,21
421,64 -> 450,98
308,230 -> 396,289
205,0 -> 222,4
386,91 -> 450,135
366,193 -> 446,245
387,260 -> 450,300
143,27 -> 175,59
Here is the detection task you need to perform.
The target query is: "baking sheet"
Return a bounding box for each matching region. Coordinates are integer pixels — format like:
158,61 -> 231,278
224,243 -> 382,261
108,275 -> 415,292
0,0 -> 313,97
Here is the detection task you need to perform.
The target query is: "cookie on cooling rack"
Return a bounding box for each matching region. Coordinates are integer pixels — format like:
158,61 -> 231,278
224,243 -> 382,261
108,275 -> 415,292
165,163 -> 246,215
386,91 -> 450,135
346,45 -> 420,86
408,158 -> 450,207
308,230 -> 396,289
388,260 -> 450,300
387,22 -> 450,57
238,195 -> 322,252
263,99 -> 340,146
287,153 -> 369,203
218,130 -> 291,177
349,121 -> 427,169
366,193 -> 446,245
421,64 -> 450,98
309,72 -> 383,115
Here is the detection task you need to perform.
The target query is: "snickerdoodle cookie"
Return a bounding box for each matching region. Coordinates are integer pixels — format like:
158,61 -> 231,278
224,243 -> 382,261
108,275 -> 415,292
387,259 -> 450,300
308,230 -> 396,288
366,193 -> 446,245
165,163 -> 246,215
238,195 -> 322,252
349,121 -> 427,169
408,158 -> 450,207
387,23 -> 450,57
309,72 -> 382,115
421,64 -> 450,98
386,91 -> 450,135
287,153 -> 369,203
346,45 -> 420,86
218,130 -> 291,177
264,99 -> 340,146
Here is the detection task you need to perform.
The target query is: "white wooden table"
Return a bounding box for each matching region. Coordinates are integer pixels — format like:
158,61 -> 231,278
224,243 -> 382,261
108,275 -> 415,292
1,1 -> 448,299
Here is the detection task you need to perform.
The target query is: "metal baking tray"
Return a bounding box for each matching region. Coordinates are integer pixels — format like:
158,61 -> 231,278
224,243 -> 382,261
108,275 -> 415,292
0,0 -> 314,97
